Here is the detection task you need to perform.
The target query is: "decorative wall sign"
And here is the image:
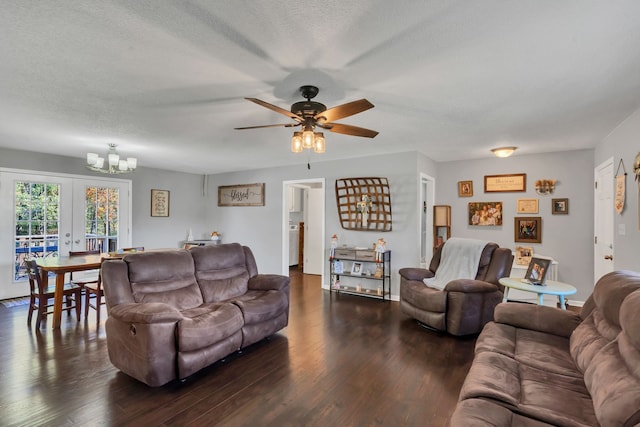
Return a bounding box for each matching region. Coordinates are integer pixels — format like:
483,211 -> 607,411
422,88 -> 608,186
335,177 -> 392,231
458,180 -> 473,197
468,202 -> 503,226
517,198 -> 538,214
150,189 -> 170,217
218,183 -> 265,206
484,174 -> 526,192
514,216 -> 542,243
615,158 -> 627,214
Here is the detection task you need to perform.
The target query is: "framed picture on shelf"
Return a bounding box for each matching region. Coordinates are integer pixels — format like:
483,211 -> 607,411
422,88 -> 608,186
514,217 -> 542,243
458,180 -> 473,197
552,198 -> 569,214
523,257 -> 551,285
468,201 -> 503,226
351,261 -> 363,276
515,246 -> 533,266
333,260 -> 343,274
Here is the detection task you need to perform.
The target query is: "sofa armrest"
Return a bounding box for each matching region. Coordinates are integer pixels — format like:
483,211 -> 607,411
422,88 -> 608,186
445,279 -> 500,293
399,267 -> 435,281
109,302 -> 184,324
493,302 -> 582,337
248,274 -> 290,291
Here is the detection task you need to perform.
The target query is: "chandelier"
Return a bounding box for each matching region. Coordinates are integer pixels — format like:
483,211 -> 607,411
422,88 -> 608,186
291,125 -> 325,154
86,144 -> 137,174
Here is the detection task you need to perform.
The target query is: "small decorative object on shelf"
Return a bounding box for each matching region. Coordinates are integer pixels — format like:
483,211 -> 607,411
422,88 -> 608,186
329,246 -> 391,301
329,234 -> 338,260
375,238 -> 386,263
210,231 -> 220,241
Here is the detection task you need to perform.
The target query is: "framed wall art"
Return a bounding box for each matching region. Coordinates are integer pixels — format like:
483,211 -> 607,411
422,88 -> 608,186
552,198 -> 569,214
468,202 -> 503,226
514,216 -> 542,243
517,198 -> 539,214
484,173 -> 526,192
458,180 -> 473,197
218,183 -> 265,207
150,189 -> 170,217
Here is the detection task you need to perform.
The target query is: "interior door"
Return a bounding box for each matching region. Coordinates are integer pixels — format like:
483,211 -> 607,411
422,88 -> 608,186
303,187 -> 324,275
594,158 -> 614,283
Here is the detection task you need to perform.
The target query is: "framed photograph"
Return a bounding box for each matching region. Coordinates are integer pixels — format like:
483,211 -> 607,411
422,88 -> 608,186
351,261 -> 363,276
517,198 -> 538,214
524,257 -> 551,285
468,202 -> 503,226
333,260 -> 344,274
514,217 -> 542,243
515,246 -> 533,266
150,189 -> 170,217
218,183 -> 265,207
484,173 -> 526,192
458,180 -> 473,197
552,198 -> 569,214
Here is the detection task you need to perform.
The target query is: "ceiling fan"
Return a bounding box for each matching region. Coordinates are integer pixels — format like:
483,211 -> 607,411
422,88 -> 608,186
234,85 -> 379,140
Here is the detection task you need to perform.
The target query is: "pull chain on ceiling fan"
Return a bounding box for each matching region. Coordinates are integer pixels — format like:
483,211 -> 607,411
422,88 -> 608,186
235,85 -> 378,153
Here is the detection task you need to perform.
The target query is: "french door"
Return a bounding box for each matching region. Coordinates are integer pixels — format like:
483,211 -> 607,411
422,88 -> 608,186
0,169 -> 131,299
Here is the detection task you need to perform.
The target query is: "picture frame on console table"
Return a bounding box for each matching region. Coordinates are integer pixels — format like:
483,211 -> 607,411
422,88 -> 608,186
523,257 -> 551,285
514,216 -> 542,243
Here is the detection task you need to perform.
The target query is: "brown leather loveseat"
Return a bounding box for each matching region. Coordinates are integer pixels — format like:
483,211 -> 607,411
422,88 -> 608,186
451,270 -> 640,426
399,239 -> 513,336
101,243 -> 290,387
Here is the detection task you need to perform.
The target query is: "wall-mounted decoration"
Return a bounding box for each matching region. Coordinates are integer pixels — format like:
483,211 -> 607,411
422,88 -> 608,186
150,189 -> 170,217
515,246 -> 533,266
218,183 -> 265,206
458,180 -> 473,197
516,198 -> 538,214
468,202 -> 503,226
335,177 -> 392,231
615,158 -> 627,214
534,179 -> 556,195
552,198 -> 569,215
634,152 -> 640,230
514,216 -> 542,243
484,174 -> 526,192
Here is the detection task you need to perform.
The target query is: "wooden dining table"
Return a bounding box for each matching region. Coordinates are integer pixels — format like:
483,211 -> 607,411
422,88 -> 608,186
36,254 -> 104,329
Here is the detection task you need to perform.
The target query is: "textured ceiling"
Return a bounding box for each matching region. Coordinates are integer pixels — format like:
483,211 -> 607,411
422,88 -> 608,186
2,1 -> 640,174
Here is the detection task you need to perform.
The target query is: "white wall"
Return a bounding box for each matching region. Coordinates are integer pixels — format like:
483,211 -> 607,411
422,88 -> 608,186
435,149 -> 595,303
595,107 -> 640,271
206,151 -> 437,299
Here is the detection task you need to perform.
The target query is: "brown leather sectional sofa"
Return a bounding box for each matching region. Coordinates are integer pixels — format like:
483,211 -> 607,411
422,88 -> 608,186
101,243 -> 290,387
451,270 -> 640,426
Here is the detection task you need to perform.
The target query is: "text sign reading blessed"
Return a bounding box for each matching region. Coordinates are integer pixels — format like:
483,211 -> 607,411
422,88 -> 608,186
218,183 -> 265,206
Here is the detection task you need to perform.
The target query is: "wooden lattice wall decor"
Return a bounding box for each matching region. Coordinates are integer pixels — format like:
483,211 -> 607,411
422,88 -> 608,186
335,177 -> 392,231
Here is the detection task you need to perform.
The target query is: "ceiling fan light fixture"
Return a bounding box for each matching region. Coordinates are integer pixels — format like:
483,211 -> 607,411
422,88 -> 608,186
313,132 -> 325,153
291,132 -> 303,153
491,146 -> 517,158
302,129 -> 314,149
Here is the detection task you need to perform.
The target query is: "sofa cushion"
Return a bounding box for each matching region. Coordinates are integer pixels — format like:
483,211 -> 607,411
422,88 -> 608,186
475,322 -> 582,378
582,290 -> 640,427
459,351 -> 597,427
232,290 -> 289,324
451,398 -> 557,427
191,243 -> 250,302
125,250 -> 203,311
177,302 -> 243,352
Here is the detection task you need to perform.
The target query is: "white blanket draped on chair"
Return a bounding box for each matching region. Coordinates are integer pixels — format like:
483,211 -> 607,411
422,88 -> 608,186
423,237 -> 489,290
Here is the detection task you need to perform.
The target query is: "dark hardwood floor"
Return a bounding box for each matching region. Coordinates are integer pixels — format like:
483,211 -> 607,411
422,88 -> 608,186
0,269 -> 476,426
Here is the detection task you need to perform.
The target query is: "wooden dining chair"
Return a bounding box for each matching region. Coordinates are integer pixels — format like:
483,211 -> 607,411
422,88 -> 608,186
26,259 -> 82,328
68,250 -> 101,287
83,258 -> 107,324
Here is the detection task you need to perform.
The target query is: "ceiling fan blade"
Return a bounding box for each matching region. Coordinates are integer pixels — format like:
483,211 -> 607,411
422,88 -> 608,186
315,99 -> 374,123
234,123 -> 300,130
326,123 -> 379,138
245,98 -> 303,121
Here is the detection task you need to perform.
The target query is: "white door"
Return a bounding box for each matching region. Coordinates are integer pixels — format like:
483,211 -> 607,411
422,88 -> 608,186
0,170 -> 131,299
594,158 -> 615,283
303,187 -> 324,275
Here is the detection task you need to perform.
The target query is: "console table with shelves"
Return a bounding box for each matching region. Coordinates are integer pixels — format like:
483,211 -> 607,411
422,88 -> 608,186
329,248 -> 391,301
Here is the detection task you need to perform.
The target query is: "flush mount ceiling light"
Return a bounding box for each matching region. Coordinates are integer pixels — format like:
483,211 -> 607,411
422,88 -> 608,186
491,146 -> 517,158
86,143 -> 137,174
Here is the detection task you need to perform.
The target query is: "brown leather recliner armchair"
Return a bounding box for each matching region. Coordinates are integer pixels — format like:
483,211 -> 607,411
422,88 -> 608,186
399,241 -> 513,336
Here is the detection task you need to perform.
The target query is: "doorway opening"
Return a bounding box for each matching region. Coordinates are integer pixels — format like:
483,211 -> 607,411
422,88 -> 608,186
419,173 -> 436,267
282,179 -> 325,287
